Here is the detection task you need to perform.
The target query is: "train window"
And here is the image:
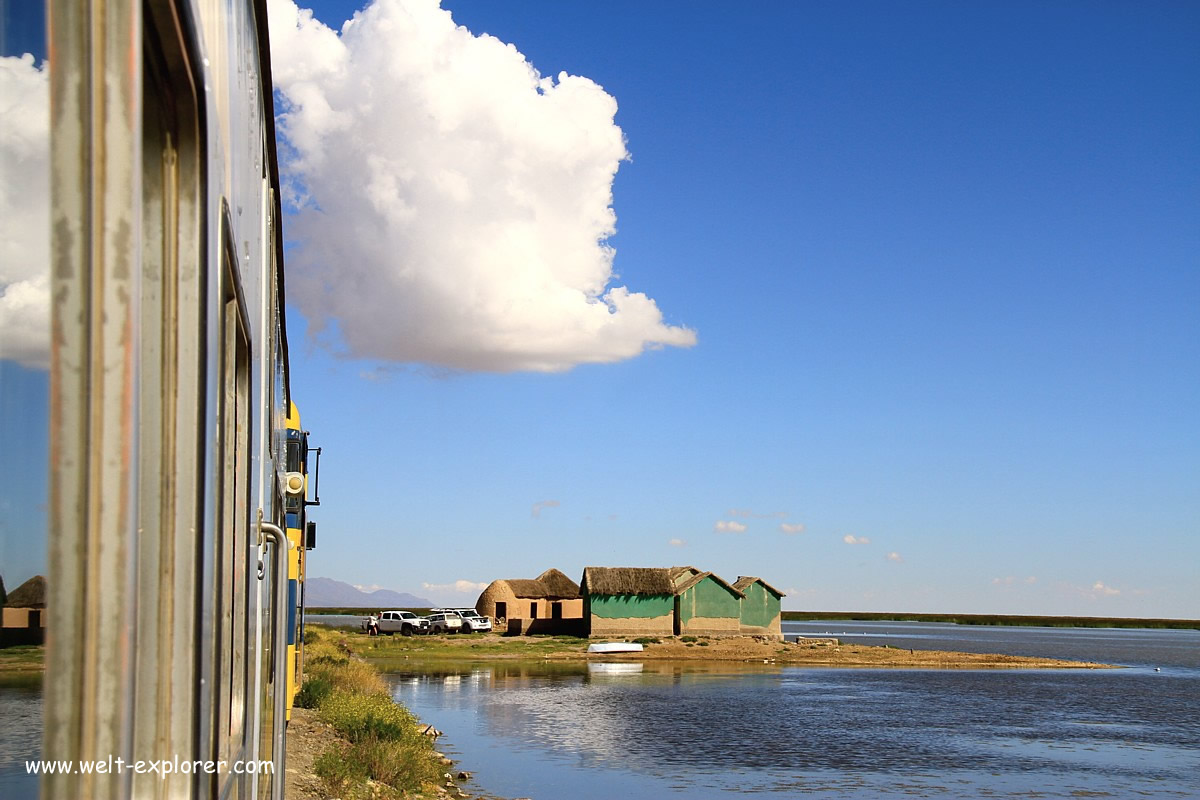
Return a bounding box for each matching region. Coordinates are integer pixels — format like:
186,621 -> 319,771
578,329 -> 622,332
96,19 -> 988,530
132,5 -> 207,796
216,205 -> 252,770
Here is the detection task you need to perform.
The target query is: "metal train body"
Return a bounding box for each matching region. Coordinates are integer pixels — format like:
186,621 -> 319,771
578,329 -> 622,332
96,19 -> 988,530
44,1 -> 312,798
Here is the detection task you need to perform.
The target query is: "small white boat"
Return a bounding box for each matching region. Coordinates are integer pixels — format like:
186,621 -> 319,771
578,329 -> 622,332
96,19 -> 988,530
587,642 -> 644,654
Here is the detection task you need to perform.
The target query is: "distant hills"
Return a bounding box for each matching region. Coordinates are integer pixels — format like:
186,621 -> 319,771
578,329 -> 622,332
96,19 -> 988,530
305,577 -> 432,609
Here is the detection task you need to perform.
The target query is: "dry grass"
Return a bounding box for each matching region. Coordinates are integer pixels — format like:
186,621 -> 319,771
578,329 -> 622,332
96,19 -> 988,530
297,628 -> 443,798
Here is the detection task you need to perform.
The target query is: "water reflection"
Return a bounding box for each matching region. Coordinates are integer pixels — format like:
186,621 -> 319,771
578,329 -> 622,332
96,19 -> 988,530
0,687 -> 43,799
384,654 -> 1200,799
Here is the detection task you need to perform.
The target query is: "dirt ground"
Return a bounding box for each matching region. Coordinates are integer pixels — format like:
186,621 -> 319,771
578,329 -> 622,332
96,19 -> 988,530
284,708 -> 343,800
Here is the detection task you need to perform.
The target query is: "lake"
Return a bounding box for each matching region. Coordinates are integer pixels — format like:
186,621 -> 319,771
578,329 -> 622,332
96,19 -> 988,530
3,622 -> 1197,798
383,622 -> 1200,799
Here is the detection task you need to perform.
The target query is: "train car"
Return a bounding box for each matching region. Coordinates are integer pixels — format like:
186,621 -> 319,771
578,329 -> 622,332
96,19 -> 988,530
284,401 -> 320,719
43,1 -> 312,798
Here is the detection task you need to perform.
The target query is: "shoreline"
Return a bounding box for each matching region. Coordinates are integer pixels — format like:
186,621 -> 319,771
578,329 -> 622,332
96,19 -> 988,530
344,631 -> 1115,670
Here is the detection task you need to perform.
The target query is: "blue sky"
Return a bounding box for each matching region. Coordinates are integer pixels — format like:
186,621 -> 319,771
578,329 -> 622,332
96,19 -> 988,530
3,1 -> 1198,616
278,0 -> 1198,615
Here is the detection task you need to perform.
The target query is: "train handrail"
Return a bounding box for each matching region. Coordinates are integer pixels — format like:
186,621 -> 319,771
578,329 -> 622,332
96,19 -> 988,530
259,518 -> 292,800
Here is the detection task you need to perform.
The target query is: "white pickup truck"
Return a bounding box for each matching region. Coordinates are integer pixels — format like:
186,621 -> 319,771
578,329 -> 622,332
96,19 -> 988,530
364,610 -> 430,636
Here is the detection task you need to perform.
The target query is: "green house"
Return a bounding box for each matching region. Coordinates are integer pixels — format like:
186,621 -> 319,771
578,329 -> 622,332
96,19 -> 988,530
582,566 -> 784,639
732,576 -> 784,638
674,571 -> 745,636
581,567 -> 684,638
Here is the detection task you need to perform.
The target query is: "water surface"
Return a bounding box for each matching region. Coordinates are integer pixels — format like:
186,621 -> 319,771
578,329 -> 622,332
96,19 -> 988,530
385,624 -> 1200,799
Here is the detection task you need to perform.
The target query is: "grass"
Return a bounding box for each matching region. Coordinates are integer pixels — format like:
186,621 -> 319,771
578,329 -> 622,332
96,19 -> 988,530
345,631 -> 589,661
0,644 -> 45,671
780,611 -> 1200,630
298,628 -> 443,799
0,644 -> 45,685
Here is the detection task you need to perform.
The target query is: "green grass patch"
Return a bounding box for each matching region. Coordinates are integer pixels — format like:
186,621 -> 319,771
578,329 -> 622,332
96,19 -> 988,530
0,644 -> 45,672
344,631 -> 590,662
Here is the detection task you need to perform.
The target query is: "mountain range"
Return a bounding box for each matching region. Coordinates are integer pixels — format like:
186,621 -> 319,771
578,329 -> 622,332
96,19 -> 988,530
305,576 -> 432,608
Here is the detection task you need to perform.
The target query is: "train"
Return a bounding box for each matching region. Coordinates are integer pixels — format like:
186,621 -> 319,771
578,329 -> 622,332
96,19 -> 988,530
42,1 -> 319,798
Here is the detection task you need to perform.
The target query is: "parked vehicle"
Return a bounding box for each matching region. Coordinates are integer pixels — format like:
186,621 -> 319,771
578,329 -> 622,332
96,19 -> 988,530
435,608 -> 492,633
363,610 -> 429,636
425,612 -> 463,634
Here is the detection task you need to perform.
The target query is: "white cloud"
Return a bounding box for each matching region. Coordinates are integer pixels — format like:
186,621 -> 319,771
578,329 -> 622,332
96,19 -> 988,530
0,54 -> 50,369
267,0 -> 696,373
1091,581 -> 1120,597
422,579 -> 489,593
842,534 -> 870,545
886,551 -> 903,563
531,499 -> 560,518
714,520 -> 748,534
668,537 -> 686,547
779,523 -> 805,535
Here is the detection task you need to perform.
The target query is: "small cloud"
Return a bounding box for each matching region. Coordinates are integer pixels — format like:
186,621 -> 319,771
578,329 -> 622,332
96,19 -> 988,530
668,538 -> 687,547
531,499 -> 560,518
1092,581 -> 1120,597
842,534 -> 870,545
728,508 -> 788,519
779,523 -> 805,535
886,552 -> 903,563
422,580 -> 489,593
354,583 -> 388,593
714,520 -> 748,534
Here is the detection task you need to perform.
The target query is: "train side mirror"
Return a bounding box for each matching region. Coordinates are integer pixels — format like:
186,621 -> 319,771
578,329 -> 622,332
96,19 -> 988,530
305,521 -> 317,550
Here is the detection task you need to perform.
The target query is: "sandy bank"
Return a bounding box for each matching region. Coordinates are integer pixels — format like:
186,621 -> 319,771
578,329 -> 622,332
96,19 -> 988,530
347,631 -> 1113,669
566,636 -> 1113,669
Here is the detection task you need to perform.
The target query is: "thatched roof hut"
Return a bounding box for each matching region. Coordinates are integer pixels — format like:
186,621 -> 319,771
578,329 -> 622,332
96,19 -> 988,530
581,567 -> 677,596
6,575 -> 47,608
475,567 -> 584,626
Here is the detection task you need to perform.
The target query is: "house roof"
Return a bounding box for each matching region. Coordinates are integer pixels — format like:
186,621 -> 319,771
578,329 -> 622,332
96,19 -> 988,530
733,576 -> 786,597
502,579 -> 551,598
5,575 -> 47,608
536,568 -> 580,599
582,567 -> 677,596
675,571 -> 745,598
583,567 -> 747,598
495,568 -> 581,600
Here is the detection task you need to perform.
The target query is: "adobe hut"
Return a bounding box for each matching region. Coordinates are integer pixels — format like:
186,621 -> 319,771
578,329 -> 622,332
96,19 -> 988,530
733,576 -> 785,639
674,571 -> 745,636
2,574 -> 47,647
580,567 -> 695,638
475,568 -> 582,634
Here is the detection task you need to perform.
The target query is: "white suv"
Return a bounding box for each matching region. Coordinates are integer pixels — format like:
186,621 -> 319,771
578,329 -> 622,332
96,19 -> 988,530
425,612 -> 463,634
366,610 -> 430,636
449,608 -> 492,633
